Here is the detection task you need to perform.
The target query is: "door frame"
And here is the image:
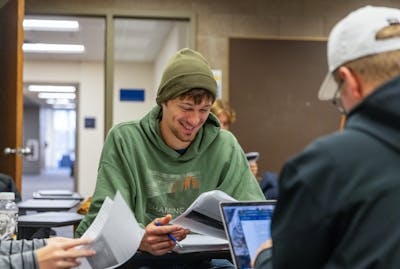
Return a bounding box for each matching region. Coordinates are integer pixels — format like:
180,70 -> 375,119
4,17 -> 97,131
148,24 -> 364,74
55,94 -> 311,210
0,0 -> 25,190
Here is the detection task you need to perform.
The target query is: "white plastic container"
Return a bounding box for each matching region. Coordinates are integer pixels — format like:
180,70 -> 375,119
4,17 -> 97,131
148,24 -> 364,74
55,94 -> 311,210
0,192 -> 18,240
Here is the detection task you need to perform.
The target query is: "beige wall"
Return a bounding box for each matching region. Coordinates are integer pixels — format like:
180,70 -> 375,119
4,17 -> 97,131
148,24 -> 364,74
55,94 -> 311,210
154,22 -> 189,93
26,0 -> 400,100
113,62 -> 155,124
24,0 -> 400,196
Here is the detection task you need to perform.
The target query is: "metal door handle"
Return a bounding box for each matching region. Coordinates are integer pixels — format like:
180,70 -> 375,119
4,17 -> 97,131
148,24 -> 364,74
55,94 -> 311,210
4,147 -> 32,156
18,147 -> 32,156
4,148 -> 17,155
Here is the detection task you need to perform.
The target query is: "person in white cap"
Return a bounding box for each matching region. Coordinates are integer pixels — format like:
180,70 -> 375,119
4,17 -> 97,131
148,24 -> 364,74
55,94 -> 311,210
253,6 -> 400,269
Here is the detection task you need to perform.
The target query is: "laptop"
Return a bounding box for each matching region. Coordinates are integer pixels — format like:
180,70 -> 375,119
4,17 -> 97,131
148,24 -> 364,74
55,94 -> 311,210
219,201 -> 276,269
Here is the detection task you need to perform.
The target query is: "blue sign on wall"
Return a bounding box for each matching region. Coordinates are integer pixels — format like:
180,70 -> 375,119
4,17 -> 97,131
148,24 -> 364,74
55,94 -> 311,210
120,89 -> 145,102
84,117 -> 96,129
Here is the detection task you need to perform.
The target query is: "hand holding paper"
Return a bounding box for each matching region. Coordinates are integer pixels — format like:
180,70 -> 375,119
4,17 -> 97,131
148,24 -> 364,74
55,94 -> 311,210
76,192 -> 144,269
170,190 -> 237,239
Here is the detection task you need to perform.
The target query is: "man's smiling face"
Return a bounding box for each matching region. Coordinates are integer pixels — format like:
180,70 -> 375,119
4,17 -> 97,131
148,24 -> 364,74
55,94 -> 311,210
160,95 -> 213,150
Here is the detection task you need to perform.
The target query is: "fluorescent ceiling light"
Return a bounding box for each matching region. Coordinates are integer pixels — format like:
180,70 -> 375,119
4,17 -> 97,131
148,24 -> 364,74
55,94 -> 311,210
38,93 -> 76,99
28,85 -> 76,93
23,43 -> 85,54
46,99 -> 71,105
53,103 -> 76,109
23,19 -> 79,31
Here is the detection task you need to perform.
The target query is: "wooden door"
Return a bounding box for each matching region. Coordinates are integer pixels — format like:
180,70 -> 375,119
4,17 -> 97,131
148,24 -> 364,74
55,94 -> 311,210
0,0 -> 25,190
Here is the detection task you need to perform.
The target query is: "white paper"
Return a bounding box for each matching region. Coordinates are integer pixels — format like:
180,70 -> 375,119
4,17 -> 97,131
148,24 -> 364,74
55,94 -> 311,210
77,192 -> 144,269
173,234 -> 229,254
38,190 -> 73,196
170,190 -> 236,239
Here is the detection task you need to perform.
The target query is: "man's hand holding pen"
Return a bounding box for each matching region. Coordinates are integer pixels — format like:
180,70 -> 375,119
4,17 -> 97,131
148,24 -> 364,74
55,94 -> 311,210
139,214 -> 190,256
154,221 -> 183,248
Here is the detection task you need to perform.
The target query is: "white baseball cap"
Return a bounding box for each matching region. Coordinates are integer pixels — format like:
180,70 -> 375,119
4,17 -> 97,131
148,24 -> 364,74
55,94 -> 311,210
318,6 -> 400,100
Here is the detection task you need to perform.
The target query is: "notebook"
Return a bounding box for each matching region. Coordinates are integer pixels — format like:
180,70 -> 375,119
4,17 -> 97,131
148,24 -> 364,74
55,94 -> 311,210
219,201 -> 276,269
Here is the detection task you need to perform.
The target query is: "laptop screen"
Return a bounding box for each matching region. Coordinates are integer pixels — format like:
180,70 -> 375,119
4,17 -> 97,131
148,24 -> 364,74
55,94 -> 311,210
220,201 -> 276,269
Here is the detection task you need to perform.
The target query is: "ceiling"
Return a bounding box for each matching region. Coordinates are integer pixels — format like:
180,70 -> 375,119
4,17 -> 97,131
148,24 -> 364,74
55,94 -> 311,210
24,15 -> 185,108
24,15 -> 176,62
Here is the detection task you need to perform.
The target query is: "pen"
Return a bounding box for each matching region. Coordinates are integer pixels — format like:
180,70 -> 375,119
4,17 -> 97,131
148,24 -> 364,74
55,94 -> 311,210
154,221 -> 183,248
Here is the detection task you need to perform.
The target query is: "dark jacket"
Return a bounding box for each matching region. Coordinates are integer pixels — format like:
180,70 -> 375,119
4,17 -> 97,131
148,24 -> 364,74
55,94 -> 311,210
255,76 -> 400,269
259,172 -> 279,200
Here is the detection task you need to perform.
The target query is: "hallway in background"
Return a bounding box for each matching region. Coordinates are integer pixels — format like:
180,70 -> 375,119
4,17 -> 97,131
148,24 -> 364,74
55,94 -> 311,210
21,167 -> 73,201
21,167 -> 76,238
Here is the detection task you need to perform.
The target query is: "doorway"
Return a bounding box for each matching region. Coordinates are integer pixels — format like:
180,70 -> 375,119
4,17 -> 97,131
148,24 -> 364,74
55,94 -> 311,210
22,84 -> 77,200
22,14 -> 105,199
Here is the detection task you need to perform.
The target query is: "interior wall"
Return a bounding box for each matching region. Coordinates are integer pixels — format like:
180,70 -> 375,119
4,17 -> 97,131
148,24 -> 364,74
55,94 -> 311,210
230,38 -> 340,174
113,61 -> 155,124
26,0 -> 400,99
153,22 -> 190,96
112,20 -> 190,125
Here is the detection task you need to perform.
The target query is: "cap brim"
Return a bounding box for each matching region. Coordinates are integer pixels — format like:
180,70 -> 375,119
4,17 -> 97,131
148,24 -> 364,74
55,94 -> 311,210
318,72 -> 337,101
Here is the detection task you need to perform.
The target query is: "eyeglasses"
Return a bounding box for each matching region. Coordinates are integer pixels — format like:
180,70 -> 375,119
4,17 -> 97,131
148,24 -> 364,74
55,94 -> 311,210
331,81 -> 346,114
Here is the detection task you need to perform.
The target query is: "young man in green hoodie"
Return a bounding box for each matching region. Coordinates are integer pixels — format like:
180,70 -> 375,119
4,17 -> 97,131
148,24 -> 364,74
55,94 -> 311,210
76,48 -> 265,268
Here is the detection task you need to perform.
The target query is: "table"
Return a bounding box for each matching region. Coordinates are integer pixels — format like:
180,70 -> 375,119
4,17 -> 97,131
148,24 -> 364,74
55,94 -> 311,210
116,250 -> 232,268
17,212 -> 83,239
33,191 -> 84,201
17,199 -> 80,214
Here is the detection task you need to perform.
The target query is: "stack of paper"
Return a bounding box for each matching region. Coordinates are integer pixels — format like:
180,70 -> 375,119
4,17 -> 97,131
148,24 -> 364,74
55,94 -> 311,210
170,190 -> 236,253
173,234 -> 229,254
171,190 -> 237,239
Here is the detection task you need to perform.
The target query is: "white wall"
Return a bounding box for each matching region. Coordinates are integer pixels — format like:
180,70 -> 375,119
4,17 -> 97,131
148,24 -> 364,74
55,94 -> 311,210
24,60 -> 104,198
153,22 -> 189,93
112,62 -> 155,124
112,22 -> 190,128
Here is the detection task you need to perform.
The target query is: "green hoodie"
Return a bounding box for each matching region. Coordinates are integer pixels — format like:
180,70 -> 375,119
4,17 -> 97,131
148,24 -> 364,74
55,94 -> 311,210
76,106 -> 264,237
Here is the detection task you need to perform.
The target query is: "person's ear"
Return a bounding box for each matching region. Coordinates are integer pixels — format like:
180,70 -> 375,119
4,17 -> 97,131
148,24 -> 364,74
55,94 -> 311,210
161,100 -> 169,109
338,66 -> 363,100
